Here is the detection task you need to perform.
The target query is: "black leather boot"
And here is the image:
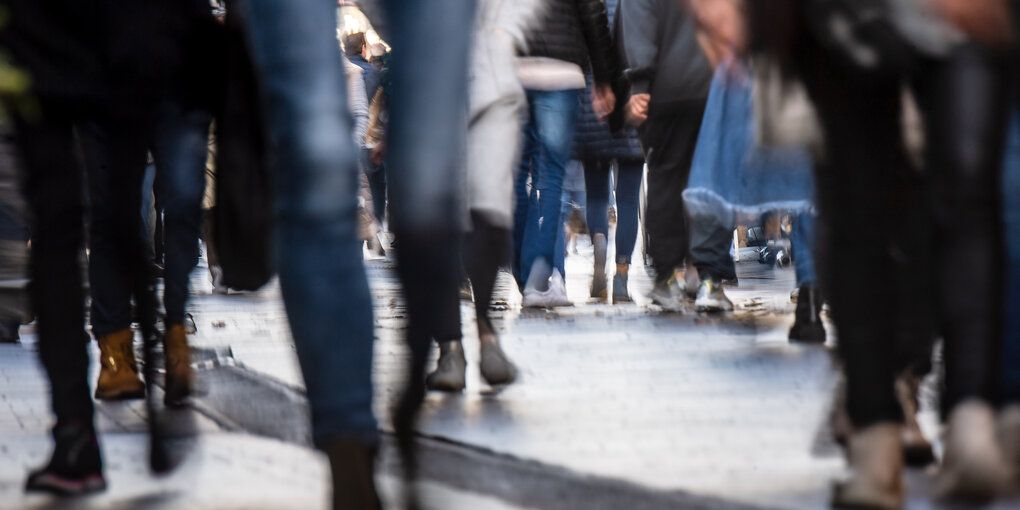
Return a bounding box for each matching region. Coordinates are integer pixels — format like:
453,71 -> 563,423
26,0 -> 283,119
789,285 -> 825,343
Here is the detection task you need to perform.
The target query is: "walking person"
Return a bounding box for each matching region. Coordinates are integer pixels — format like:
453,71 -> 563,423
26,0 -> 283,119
512,0 -> 617,309
424,0 -> 543,393
618,0 -> 735,314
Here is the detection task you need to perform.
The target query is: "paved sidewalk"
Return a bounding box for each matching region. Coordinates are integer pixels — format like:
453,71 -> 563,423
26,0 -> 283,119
174,240 -> 1020,510
0,341 -> 528,509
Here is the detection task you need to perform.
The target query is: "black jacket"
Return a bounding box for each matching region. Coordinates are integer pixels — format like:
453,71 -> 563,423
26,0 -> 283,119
522,0 -> 615,85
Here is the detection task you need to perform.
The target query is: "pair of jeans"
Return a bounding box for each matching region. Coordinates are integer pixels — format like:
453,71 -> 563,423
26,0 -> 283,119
360,148 -> 387,225
151,103 -> 212,327
235,0 -> 376,444
513,89 -> 582,287
791,212 -> 817,287
583,158 -> 643,265
81,121 -> 149,338
381,0 -> 475,441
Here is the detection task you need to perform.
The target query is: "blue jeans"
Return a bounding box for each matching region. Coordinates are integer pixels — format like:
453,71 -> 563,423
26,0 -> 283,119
513,89 -> 581,286
791,212 -> 818,287
583,159 -> 643,265
236,0 -> 376,444
152,103 -> 211,327
360,148 -> 386,225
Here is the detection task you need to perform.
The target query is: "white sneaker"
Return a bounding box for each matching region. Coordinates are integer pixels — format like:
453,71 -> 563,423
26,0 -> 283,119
522,271 -> 572,308
694,279 -> 733,312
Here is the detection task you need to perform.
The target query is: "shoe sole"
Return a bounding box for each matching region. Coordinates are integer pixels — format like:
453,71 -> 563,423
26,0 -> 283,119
26,473 -> 106,496
94,386 -> 146,401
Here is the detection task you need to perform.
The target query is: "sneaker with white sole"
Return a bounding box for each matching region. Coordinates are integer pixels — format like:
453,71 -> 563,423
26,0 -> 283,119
649,273 -> 684,312
694,278 -> 733,312
522,271 -> 572,308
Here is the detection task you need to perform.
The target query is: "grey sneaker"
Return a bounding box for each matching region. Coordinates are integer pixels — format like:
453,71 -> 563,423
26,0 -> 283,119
694,279 -> 733,312
479,335 -> 517,386
426,341 -> 466,392
649,274 -> 684,312
522,272 -> 572,308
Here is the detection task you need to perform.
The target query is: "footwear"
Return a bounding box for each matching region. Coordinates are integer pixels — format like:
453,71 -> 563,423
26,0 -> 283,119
163,323 -> 194,407
933,399 -> 1011,503
612,272 -> 631,303
788,285 -> 825,343
998,405 -> 1020,478
210,265 -> 228,295
426,341 -> 466,392
649,273 -> 683,312
894,372 -> 934,467
479,334 -> 517,386
522,271 -> 572,308
694,279 -> 733,313
459,280 -> 474,301
832,423 -> 904,510
683,264 -> 699,299
26,421 -> 106,496
320,439 -> 381,510
94,328 -> 145,400
590,234 -> 608,300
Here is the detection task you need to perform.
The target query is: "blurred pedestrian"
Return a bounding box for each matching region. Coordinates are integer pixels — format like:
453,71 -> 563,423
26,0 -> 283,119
513,0 -> 616,309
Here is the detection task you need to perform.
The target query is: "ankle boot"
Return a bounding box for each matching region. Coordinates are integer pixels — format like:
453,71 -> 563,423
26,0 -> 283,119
934,399 -> 1011,503
832,422 -> 904,510
479,334 -> 517,386
788,285 -> 825,343
163,324 -> 193,406
321,440 -> 381,510
590,234 -> 608,300
893,371 -> 934,467
94,328 -> 145,400
426,341 -> 466,392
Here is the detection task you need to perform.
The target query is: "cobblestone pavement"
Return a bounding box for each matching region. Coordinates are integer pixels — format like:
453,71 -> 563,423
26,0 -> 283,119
4,236 -> 1020,509
0,338 -> 528,509
172,238 -> 1018,510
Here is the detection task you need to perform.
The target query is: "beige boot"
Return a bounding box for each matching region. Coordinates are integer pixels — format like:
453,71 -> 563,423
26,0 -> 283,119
894,372 -> 934,466
94,328 -> 145,400
998,405 -> 1020,480
163,324 -> 194,406
832,422 -> 904,510
934,399 -> 1011,503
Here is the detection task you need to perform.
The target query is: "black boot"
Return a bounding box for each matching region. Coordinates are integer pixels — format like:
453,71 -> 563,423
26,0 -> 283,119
26,421 -> 106,496
320,439 -> 381,510
789,285 -> 825,343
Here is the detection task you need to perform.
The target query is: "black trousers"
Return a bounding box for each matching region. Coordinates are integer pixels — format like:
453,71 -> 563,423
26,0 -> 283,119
640,102 -> 736,283
15,112 -> 94,428
914,45 -> 1009,414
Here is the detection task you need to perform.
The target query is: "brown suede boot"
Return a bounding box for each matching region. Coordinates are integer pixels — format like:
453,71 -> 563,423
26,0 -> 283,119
163,324 -> 193,406
94,328 -> 145,400
321,440 -> 381,510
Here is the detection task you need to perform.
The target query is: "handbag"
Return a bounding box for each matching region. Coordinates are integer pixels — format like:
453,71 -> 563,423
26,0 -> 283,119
212,11 -> 275,291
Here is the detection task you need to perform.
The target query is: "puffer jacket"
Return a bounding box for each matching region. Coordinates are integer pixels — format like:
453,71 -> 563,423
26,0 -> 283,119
572,0 -> 642,162
522,0 -> 615,84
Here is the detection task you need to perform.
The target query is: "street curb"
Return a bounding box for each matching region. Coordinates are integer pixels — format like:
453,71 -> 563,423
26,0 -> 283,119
181,346 -> 784,510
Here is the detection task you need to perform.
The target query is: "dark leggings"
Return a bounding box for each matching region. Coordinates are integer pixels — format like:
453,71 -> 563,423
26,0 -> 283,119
465,210 -> 510,337
915,45 -> 1009,414
583,158 -> 643,265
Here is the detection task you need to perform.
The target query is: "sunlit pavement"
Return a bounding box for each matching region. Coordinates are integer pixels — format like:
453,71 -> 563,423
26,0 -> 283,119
2,237 -> 1020,509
